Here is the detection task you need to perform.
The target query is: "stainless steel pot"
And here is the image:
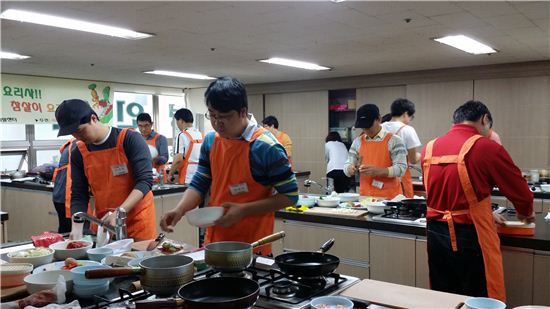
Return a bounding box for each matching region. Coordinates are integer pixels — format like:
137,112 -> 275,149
86,255 -> 194,296
205,231 -> 285,272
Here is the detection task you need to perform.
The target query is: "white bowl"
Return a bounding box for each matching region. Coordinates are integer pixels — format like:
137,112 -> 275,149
364,201 -> 390,214
24,270 -> 73,294
8,247 -> 54,267
316,197 -> 341,207
70,265 -> 111,286
74,281 -> 110,299
87,247 -> 114,262
338,193 -> 360,202
186,207 -> 224,228
540,184 -> 550,192
298,195 -> 317,207
310,296 -> 354,309
465,297 -> 506,309
49,241 -> 93,260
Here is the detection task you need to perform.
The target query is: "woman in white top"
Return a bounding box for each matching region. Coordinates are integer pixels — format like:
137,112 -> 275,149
325,132 -> 352,193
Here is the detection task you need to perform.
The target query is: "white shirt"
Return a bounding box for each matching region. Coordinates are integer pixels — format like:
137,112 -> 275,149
175,126 -> 203,184
325,141 -> 349,174
382,121 -> 422,150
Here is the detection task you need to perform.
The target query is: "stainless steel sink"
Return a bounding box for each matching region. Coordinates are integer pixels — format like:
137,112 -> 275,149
153,184 -> 186,190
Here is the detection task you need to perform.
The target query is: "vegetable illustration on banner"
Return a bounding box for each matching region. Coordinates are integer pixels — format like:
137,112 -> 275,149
88,83 -> 113,124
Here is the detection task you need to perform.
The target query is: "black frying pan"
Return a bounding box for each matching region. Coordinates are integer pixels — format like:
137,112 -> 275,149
275,238 -> 339,278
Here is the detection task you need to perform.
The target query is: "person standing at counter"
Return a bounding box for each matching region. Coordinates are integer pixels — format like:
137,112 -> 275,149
325,132 -> 351,193
262,116 -> 293,165
160,77 -> 298,255
136,113 -> 169,179
51,139 -> 78,233
55,99 -> 156,241
382,98 -> 422,198
344,104 -> 407,199
167,108 -> 204,184
422,100 -> 534,302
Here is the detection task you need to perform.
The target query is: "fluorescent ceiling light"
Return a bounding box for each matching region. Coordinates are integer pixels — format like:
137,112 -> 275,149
259,57 -> 331,71
144,70 -> 216,80
331,0 -> 346,3
433,35 -> 497,55
0,51 -> 30,60
0,9 -> 153,40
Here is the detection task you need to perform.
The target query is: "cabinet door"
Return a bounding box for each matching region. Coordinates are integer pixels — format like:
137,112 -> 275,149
502,247 -> 534,307
337,262 -> 370,279
370,232 -> 415,286
153,196 -> 163,236
542,199 -> 550,214
415,238 -> 429,289
534,198 -> 543,214
161,194 -> 198,247
533,252 -> 550,305
273,218 -> 285,256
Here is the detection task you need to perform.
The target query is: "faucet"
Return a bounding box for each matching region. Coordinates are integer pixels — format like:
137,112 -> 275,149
304,178 -> 334,195
73,207 -> 128,240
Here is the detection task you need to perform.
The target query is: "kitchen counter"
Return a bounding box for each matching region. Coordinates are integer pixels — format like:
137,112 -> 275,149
275,210 -> 550,252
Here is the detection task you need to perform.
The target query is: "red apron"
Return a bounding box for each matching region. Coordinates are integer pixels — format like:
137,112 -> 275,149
423,135 -> 506,302
205,127 -> 274,255
145,133 -> 166,179
77,128 -> 157,241
358,132 -> 402,199
395,125 -> 414,198
177,130 -> 204,184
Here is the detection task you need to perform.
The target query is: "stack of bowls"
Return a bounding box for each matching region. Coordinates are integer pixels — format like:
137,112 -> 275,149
70,265 -> 111,299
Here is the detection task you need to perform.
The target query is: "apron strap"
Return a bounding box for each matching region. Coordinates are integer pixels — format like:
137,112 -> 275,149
427,207 -> 470,251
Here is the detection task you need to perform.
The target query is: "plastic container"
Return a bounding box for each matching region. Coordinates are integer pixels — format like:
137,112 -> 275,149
72,216 -> 84,241
464,297 -> 506,309
70,265 -> 111,286
310,296 -> 354,309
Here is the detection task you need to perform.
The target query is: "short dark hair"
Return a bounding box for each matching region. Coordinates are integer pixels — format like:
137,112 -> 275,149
204,76 -> 248,113
391,98 -> 415,117
136,113 -> 152,123
381,113 -> 392,123
453,100 -> 491,124
326,131 -> 342,143
174,108 -> 194,123
80,110 -> 98,124
262,116 -> 279,129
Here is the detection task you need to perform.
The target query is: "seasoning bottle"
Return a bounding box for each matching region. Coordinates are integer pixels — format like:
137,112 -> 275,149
72,215 -> 84,240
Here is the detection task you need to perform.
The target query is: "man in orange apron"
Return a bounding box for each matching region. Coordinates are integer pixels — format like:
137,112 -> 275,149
160,77 -> 298,255
55,99 -> 157,241
262,116 -> 293,166
422,100 -> 534,302
382,98 -> 422,198
137,113 -> 169,180
52,139 -> 78,233
344,104 -> 407,199
168,108 -> 204,185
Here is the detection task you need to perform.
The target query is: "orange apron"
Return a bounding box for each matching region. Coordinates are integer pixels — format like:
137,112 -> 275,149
77,128 -> 157,241
53,139 -> 77,218
177,130 -> 204,184
276,131 -> 293,167
205,127 -> 274,255
359,132 -> 402,199
423,135 -> 506,302
145,133 -> 166,179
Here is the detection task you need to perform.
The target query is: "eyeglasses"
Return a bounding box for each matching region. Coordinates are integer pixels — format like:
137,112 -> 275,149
205,111 -> 236,122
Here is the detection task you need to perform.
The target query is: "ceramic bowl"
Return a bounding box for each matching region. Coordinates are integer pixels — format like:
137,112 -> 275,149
70,265 -> 111,286
186,207 -> 224,228
465,297 -> 506,309
8,247 -> 54,267
73,281 -> 110,299
87,247 -> 113,262
310,296 -> 354,309
338,193 -> 360,202
49,240 -> 93,260
298,195 -> 318,207
316,197 -> 341,207
24,270 -> 73,294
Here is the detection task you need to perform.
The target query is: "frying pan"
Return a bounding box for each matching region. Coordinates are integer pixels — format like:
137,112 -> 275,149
385,198 -> 426,214
134,277 -> 260,309
205,231 -> 285,272
275,238 -> 339,278
85,255 -> 194,296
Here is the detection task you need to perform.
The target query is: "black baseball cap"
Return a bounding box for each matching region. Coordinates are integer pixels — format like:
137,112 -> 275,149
55,99 -> 94,136
354,104 -> 380,129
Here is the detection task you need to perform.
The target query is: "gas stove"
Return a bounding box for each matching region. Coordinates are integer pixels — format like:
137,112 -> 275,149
372,206 -> 427,227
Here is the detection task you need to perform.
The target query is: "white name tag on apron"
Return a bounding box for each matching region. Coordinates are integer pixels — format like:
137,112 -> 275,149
229,182 -> 249,195
111,164 -> 129,176
372,179 -> 384,189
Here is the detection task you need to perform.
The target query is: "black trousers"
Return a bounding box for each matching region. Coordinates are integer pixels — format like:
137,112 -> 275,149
327,170 -> 352,193
427,220 -> 488,297
53,202 -> 72,233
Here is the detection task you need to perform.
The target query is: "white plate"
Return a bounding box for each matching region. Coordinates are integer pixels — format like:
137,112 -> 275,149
32,260 -> 101,273
339,202 -> 368,210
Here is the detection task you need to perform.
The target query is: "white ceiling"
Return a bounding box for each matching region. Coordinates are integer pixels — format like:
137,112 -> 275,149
1,1 -> 548,89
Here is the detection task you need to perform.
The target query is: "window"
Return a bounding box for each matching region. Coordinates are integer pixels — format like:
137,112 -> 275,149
0,124 -> 26,141
36,149 -> 61,165
34,124 -> 70,140
0,151 -> 28,172
113,92 -> 153,128
158,95 -> 185,139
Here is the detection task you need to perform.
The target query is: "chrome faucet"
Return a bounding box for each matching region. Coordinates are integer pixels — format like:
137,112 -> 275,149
73,207 -> 128,240
304,178 -> 334,195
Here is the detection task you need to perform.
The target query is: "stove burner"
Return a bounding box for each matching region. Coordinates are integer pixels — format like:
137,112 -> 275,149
271,280 -> 298,298
212,271 -> 253,279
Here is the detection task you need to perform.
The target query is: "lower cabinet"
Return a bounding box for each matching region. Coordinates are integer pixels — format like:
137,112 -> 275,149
415,238 -> 429,289
273,218 -> 285,256
369,232 -> 415,286
533,252 -> 550,305
502,247 -> 534,307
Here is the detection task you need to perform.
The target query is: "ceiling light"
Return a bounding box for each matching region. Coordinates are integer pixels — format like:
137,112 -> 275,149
330,0 -> 346,3
1,51 -> 30,60
0,9 -> 153,40
144,70 -> 216,80
433,35 -> 497,55
258,57 -> 331,71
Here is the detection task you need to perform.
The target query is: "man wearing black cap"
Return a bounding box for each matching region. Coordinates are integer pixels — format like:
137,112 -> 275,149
343,103 -> 408,199
55,99 -> 157,241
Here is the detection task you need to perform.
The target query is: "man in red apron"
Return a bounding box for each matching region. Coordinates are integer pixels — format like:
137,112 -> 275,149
160,77 -> 298,255
55,99 -> 157,241
137,113 -> 168,179
344,104 -> 407,199
422,100 -> 534,302
382,98 -> 422,198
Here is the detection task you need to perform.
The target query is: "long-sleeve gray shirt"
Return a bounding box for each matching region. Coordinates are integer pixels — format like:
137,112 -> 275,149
145,131 -> 169,165
69,127 -> 153,215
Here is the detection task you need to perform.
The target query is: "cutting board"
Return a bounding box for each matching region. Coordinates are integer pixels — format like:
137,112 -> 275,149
305,207 -> 368,218
1,285 -> 28,301
340,279 -> 468,309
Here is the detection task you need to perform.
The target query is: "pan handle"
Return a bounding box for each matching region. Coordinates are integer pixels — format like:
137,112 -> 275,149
318,238 -> 335,253
85,267 -> 143,279
135,298 -> 185,309
251,231 -> 286,248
